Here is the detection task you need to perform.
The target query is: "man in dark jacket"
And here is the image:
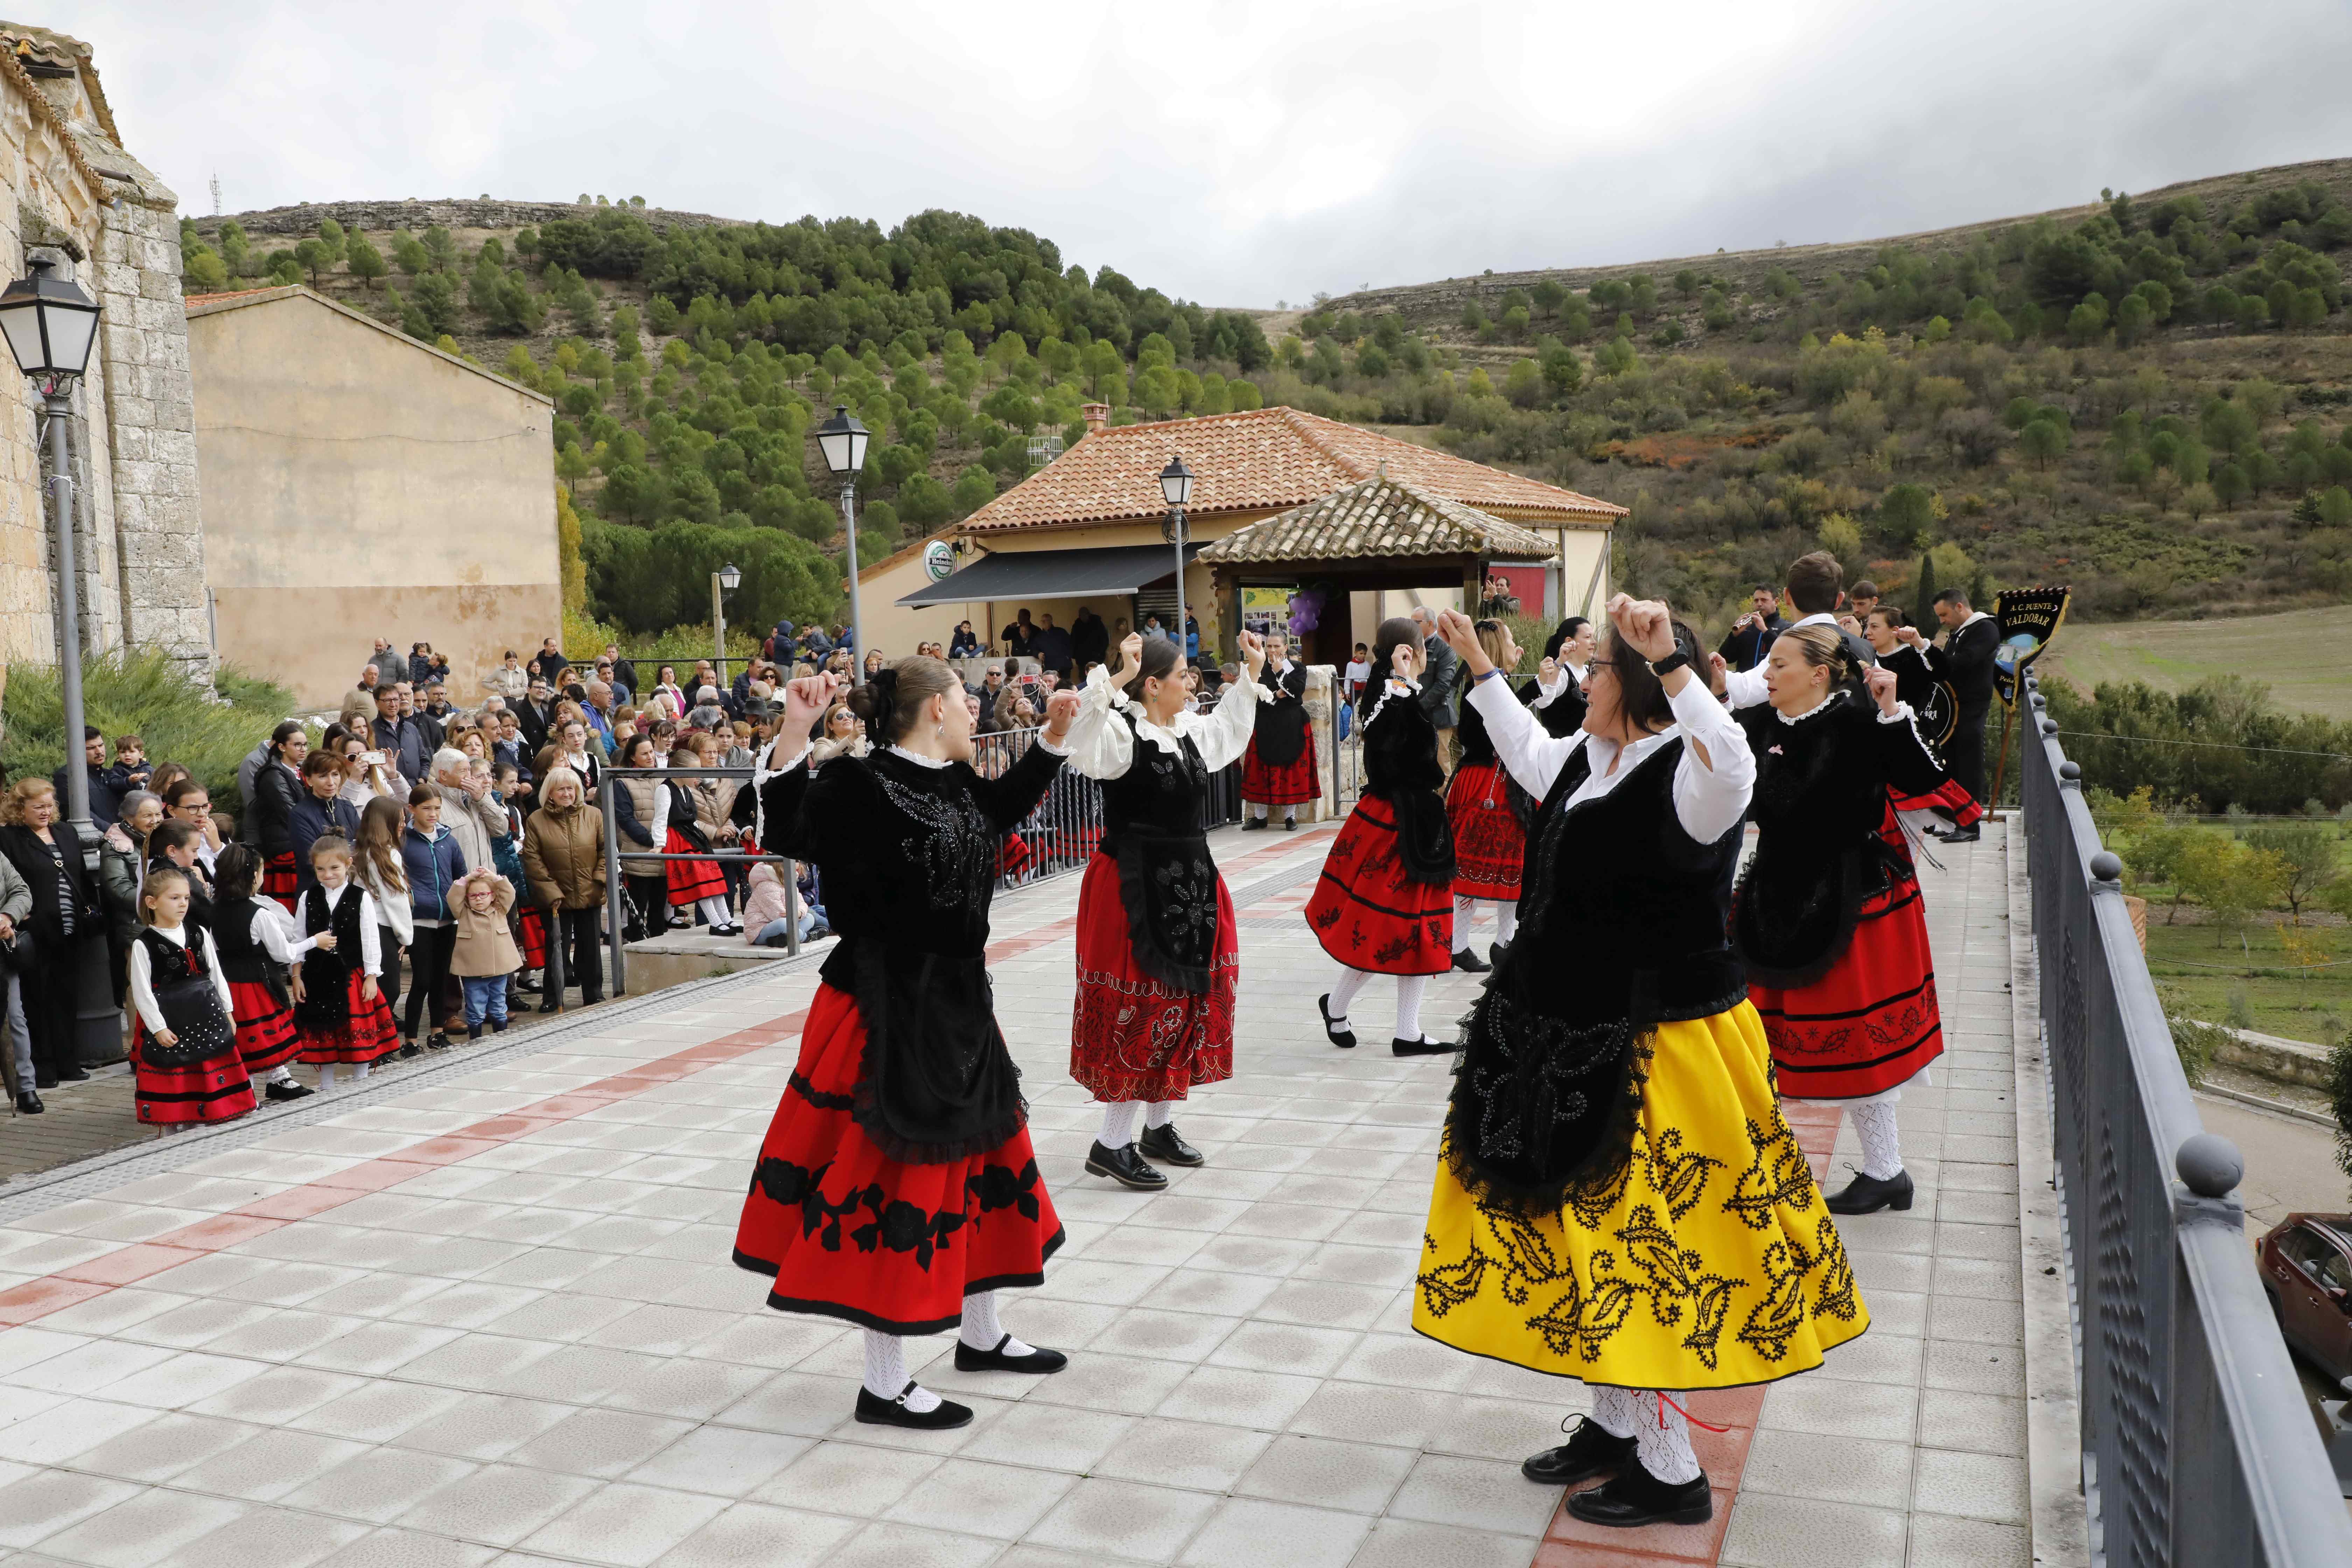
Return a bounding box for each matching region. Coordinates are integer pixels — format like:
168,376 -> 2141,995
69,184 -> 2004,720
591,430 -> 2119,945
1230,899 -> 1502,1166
535,637 -> 569,686
1032,614 -> 1074,681
1716,586 -> 1786,672
1914,588 -> 2000,841
52,727 -> 123,826
1409,607 -> 1461,768
1780,551 -> 1879,672
1070,606 -> 1109,673
371,688 -> 433,785
516,678 -> 557,756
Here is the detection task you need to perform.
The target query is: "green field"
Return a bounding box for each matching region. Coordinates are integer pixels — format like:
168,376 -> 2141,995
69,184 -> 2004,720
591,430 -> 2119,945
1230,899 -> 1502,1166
2041,605 -> 2352,721
2144,917 -> 2352,1042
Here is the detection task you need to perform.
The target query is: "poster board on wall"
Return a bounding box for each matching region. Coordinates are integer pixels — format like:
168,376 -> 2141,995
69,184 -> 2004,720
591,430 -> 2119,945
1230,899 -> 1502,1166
1242,586 -> 1295,638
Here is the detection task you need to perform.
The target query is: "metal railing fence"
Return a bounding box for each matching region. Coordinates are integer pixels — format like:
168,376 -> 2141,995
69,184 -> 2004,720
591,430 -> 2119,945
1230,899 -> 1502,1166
2021,670 -> 2352,1567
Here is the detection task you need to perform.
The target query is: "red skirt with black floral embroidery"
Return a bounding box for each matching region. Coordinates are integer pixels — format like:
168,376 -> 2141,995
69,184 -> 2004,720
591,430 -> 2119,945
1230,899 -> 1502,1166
1749,871 -> 1945,1101
229,979 -> 301,1075
1241,733 -> 1320,806
733,982 -> 1064,1335
1070,850 -> 1238,1104
1305,797 -> 1453,975
1445,760 -> 1524,902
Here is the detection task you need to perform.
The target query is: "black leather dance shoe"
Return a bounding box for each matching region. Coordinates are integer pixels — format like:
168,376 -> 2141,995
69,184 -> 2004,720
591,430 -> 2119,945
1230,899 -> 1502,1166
1241,817 -> 1267,831
264,1080 -> 315,1102
1933,825 -> 1981,844
1392,1035 -> 1453,1057
14,1090 -> 42,1115
1490,942 -> 1510,967
953,1334 -> 1068,1374
1317,994 -> 1356,1049
1521,1416 -> 1637,1486
1450,947 -> 1492,973
1139,1122 -> 1204,1167
1085,1140 -> 1169,1191
1566,1460 -> 1713,1528
854,1381 -> 973,1430
1825,1168 -> 1914,1214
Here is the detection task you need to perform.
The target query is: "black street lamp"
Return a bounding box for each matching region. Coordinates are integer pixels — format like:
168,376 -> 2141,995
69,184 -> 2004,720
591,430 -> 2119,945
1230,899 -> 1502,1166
1160,454 -> 1194,648
711,561 -> 742,670
815,405 -> 872,685
0,257 -> 103,838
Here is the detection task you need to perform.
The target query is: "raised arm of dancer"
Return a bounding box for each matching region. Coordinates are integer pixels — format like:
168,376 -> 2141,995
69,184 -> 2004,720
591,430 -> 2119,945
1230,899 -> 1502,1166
1182,628 -> 1265,774
1862,666 -> 1953,797
1464,675 -> 1583,800
1061,665 -> 1136,782
753,674 -> 833,849
1661,674 -> 1755,843
968,688 -> 1078,830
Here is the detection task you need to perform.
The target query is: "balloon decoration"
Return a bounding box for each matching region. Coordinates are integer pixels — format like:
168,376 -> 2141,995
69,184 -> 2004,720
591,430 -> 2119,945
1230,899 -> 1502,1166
1287,587 -> 1326,637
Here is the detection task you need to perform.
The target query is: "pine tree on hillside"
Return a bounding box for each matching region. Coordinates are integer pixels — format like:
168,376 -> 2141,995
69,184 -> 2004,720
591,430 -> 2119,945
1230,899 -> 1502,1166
1914,551 -> 1938,626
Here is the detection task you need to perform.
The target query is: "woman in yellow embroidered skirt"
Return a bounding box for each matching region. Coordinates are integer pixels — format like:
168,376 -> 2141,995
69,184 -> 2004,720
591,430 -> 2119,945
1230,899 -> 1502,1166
1413,599 -> 1868,1533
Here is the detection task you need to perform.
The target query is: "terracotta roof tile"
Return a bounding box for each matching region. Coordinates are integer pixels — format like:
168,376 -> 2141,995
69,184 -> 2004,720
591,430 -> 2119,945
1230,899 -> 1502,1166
182,286 -> 298,308
958,406 -> 1622,535
1196,475 -> 1561,565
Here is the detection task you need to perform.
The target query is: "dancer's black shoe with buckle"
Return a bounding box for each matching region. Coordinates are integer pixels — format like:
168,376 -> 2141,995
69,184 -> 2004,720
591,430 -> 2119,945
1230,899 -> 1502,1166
1825,1167 -> 1913,1214
854,1381 -> 972,1430
1139,1122 -> 1203,1167
1566,1460 -> 1713,1527
953,1334 -> 1068,1374
1318,993 -> 1356,1049
1392,1035 -> 1452,1056
1521,1416 -> 1637,1486
1085,1140 -> 1169,1190
1450,947 -> 1491,973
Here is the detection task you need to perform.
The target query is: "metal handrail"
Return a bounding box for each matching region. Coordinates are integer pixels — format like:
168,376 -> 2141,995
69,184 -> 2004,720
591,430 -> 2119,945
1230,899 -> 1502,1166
2022,669 -> 2352,1565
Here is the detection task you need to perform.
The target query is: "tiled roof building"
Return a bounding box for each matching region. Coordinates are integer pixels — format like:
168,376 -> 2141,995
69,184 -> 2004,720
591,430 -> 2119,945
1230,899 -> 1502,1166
1197,475 -> 1563,565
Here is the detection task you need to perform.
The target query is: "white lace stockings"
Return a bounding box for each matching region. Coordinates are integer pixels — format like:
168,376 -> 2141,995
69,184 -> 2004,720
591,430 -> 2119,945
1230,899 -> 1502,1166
1590,1387 -> 1702,1484
1851,1100 -> 1904,1180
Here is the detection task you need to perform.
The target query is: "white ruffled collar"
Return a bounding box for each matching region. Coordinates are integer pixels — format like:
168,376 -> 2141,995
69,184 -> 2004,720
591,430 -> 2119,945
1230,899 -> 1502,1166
886,744 -> 954,770
1775,691 -> 1838,726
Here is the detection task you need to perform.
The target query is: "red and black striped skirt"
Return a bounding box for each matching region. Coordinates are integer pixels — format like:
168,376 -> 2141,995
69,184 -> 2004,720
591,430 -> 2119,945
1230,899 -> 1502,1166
1305,798 -> 1453,975
1241,734 -> 1320,806
131,1024 -> 256,1127
296,972 -> 401,1066
664,828 -> 728,906
261,853 -> 300,913
229,979 -> 301,1075
1890,777 -> 1983,828
517,902 -> 550,968
1445,760 -> 1525,902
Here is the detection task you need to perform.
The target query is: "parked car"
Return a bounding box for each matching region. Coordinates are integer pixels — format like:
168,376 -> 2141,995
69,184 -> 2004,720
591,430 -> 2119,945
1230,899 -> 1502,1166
2260,1213 -> 2352,1381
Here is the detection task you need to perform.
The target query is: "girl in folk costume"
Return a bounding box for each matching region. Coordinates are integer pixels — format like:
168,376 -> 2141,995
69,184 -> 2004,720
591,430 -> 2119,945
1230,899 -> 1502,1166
207,845 -> 314,1104
1446,618 -> 1529,974
1723,623 -> 1958,1215
1862,606 -> 1983,834
1306,617 -> 1455,1056
1239,632 -> 1317,832
251,721 -> 310,913
657,731 -> 741,936
290,835 -> 400,1088
128,866 -> 254,1128
1061,631 -> 1267,1192
738,662 -> 1082,1431
351,798 -> 412,1027
1414,602 -> 1867,1532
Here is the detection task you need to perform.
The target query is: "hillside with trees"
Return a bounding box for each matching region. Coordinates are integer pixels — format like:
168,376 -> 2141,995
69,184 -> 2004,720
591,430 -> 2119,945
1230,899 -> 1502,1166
182,198 -> 1272,645
183,158 -> 2352,651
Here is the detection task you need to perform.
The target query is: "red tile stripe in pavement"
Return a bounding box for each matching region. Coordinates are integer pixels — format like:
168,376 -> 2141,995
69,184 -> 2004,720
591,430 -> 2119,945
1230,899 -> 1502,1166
1530,1103 -> 1847,1567
0,824 -> 1340,1331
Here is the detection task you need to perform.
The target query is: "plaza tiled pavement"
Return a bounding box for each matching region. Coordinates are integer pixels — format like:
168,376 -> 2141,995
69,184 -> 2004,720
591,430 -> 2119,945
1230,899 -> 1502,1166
0,818 -> 2039,1568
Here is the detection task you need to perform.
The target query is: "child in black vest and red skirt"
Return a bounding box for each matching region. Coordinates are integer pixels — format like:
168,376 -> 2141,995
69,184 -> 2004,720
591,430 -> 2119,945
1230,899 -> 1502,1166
128,865 -> 253,1128
290,834 -> 400,1089
209,844 -> 315,1104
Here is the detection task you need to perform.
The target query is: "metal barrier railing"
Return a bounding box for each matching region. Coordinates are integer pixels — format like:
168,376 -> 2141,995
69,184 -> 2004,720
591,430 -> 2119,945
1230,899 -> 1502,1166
2021,670 -> 2352,1566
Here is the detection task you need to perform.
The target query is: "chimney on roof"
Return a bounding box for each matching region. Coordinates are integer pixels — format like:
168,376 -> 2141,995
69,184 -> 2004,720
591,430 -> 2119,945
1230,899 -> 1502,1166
1081,402 -> 1111,434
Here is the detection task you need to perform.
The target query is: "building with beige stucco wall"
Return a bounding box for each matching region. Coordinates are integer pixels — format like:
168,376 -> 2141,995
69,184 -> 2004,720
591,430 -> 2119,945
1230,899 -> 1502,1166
184,285 -> 559,709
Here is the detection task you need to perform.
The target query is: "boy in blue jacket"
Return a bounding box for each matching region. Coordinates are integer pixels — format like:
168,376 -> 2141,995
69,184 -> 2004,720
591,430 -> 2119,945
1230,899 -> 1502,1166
399,787 -> 468,1052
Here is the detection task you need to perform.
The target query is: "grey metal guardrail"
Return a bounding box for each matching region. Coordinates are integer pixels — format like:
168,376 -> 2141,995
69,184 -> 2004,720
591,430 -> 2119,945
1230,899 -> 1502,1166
2021,669 -> 2352,1566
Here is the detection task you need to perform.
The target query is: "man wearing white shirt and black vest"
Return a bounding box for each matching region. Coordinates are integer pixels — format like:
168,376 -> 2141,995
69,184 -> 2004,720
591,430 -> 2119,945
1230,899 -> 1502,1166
1916,588 -> 1998,841
1524,615 -> 1595,738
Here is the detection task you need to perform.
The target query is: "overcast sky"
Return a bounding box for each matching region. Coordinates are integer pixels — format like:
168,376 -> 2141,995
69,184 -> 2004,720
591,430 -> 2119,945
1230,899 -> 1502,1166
75,0 -> 2352,308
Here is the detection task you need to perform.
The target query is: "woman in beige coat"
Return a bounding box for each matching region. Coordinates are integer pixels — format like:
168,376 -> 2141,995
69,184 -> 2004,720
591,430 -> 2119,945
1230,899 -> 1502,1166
521,766 -> 605,1012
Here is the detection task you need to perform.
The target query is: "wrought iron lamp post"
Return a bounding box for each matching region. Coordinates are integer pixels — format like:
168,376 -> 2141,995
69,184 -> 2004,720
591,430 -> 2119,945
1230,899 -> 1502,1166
1160,454 -> 1194,653
710,561 -> 741,671
814,405 -> 872,685
0,256 -> 103,835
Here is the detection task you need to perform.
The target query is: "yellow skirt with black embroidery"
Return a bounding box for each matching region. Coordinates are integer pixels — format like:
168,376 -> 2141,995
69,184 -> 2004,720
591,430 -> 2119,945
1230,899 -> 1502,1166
1413,1001 -> 1868,1390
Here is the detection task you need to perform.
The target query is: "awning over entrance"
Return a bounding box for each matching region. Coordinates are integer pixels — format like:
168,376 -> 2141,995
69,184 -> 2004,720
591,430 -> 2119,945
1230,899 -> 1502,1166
896,542 -> 1203,607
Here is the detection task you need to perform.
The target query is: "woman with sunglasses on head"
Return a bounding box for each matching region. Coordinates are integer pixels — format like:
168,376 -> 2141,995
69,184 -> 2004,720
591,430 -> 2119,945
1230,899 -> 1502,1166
1413,598 -> 1866,1533
1057,628 -> 1267,1192
738,659 -> 1081,1433
1306,616 -> 1455,1056
1717,622 -> 1959,1217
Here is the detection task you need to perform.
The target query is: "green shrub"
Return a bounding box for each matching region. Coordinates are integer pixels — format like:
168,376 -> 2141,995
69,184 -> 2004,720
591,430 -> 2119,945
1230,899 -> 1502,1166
1,651 -> 292,822
2158,984 -> 2230,1086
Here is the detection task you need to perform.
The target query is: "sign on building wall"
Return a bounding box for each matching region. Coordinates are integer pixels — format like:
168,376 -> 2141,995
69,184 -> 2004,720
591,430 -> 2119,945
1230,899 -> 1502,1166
1241,586 -> 1295,638
924,540 -> 955,582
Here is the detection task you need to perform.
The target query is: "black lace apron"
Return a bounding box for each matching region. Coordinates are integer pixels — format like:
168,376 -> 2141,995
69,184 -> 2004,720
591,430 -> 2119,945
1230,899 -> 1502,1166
1100,716 -> 1220,995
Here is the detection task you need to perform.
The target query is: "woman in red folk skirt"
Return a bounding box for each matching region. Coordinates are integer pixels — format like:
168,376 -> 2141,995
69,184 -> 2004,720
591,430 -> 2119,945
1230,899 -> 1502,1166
128,867 -> 255,1128
659,731 -> 741,936
1060,631 -> 1267,1191
289,836 -> 400,1089
1729,624 -> 1958,1215
251,720 -> 309,913
1308,617 -> 1456,1057
1240,633 -> 1318,831
1444,618 -> 1528,976
739,662 -> 1080,1431
1862,605 -> 1985,834
206,845 -> 315,1104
